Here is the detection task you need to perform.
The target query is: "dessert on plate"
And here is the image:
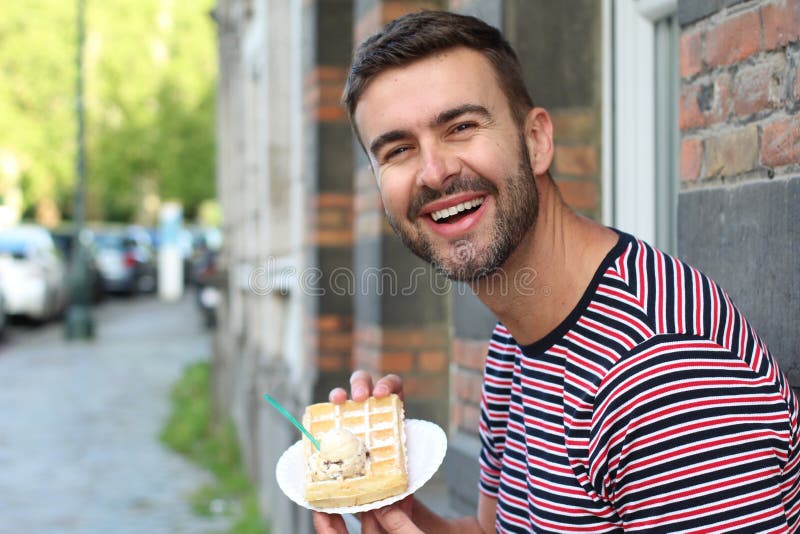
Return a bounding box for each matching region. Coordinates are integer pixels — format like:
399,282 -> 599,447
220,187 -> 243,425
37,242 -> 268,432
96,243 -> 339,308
302,394 -> 408,508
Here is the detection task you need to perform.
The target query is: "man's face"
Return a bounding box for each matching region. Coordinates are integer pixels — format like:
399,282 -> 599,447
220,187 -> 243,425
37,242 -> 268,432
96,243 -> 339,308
353,47 -> 538,281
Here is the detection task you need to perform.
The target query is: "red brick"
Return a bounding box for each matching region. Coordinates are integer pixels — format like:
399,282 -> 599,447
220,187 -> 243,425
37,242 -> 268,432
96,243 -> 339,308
452,338 -> 489,371
317,314 -> 345,333
382,327 -> 448,350
318,354 -> 346,372
680,29 -> 703,79
679,74 -> 732,131
557,179 -> 599,211
762,115 -> 800,166
318,84 -> 346,107
704,10 -> 761,67
732,53 -> 786,117
679,82 -> 707,130
680,137 -> 703,182
403,375 -> 447,398
380,351 -> 415,373
381,1 -> 434,24
316,208 -> 351,230
315,105 -> 346,122
551,110 -> 595,143
309,228 -> 353,247
382,329 -> 425,349
305,65 -> 347,85
705,125 -> 759,177
763,0 -> 800,50
553,145 -> 598,176
418,350 -> 448,373
355,1 -> 433,43
320,332 -> 353,352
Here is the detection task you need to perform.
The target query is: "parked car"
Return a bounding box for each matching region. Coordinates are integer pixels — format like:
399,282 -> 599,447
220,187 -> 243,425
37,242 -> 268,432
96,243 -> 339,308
0,271 -> 8,337
50,226 -> 105,304
0,224 -> 68,321
92,227 -> 157,295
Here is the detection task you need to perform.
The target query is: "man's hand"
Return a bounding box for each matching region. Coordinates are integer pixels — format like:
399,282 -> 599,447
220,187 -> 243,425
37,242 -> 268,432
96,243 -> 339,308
312,511 -> 349,534
329,370 -> 404,403
362,496 -> 422,534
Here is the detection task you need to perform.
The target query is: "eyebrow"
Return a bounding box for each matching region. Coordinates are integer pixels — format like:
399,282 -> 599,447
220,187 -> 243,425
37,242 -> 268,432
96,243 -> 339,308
368,104 -> 492,158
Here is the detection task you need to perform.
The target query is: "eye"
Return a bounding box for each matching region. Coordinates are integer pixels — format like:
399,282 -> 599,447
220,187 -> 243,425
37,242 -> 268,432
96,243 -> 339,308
450,122 -> 477,136
384,145 -> 413,162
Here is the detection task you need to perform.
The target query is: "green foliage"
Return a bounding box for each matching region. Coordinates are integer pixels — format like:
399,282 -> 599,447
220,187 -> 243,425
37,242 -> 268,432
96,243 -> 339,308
161,361 -> 270,534
0,0 -> 217,223
0,2 -> 76,211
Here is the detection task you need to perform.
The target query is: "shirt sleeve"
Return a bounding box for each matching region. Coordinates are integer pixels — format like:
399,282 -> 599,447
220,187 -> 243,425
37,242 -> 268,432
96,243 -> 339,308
477,323 -> 518,498
589,335 -> 796,532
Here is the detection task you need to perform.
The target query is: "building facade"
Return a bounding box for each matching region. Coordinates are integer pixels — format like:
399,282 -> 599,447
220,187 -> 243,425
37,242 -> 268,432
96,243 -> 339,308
211,0 -> 799,531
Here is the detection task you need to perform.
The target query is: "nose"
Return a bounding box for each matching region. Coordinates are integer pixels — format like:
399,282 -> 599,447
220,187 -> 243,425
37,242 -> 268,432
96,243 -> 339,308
415,140 -> 460,190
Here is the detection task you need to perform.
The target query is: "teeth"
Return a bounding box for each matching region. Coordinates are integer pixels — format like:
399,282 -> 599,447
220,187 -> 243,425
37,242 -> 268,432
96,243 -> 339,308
430,197 -> 484,222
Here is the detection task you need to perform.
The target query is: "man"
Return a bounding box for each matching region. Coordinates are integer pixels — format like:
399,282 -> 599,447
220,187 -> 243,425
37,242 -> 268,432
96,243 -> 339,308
314,10 -> 800,533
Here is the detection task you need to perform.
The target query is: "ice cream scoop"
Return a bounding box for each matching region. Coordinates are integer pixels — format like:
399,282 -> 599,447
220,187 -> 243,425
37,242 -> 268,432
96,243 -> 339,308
309,428 -> 367,481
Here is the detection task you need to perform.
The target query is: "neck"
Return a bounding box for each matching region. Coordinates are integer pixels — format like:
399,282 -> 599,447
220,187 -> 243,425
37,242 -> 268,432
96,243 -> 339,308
469,175 -> 618,346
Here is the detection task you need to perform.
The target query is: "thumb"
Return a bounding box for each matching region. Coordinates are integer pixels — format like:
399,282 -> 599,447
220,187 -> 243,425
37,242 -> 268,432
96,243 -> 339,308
374,504 -> 422,533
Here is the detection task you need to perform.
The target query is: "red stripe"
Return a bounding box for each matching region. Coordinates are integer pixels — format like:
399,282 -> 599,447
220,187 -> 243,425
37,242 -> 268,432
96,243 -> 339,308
625,487 -> 782,530
674,256 -> 684,333
656,248 -> 666,333
588,301 -> 652,338
693,267 -> 703,335
636,241 -> 647,308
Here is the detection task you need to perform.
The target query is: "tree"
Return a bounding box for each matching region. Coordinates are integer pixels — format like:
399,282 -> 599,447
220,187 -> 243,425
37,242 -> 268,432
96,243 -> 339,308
0,0 -> 218,225
0,2 -> 77,220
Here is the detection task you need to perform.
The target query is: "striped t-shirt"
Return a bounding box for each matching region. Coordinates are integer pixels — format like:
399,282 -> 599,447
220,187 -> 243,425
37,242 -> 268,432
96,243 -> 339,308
478,231 -> 800,533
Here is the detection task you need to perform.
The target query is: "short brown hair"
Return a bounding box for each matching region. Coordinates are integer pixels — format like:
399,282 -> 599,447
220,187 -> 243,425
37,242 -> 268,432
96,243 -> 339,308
344,10 -> 534,134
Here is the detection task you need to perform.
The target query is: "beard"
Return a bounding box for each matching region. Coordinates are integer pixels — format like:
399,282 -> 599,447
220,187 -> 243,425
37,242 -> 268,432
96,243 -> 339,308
385,135 -> 539,282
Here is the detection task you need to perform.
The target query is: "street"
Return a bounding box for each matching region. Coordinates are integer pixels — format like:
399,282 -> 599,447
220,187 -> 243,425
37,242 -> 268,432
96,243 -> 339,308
0,294 -> 231,534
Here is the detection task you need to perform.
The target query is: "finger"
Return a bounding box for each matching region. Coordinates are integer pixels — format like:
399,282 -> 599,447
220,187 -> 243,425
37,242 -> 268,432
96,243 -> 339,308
375,503 -> 422,533
360,510 -> 386,534
373,374 -> 404,400
312,511 -> 348,534
329,387 -> 348,404
350,370 -> 374,402
398,495 -> 413,516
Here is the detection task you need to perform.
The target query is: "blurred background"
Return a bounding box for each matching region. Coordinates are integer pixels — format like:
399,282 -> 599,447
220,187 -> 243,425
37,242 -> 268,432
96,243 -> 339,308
1,1 -> 798,533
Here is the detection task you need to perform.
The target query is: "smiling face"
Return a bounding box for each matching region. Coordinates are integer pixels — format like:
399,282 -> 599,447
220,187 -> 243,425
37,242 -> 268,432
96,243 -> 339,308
353,47 -> 539,281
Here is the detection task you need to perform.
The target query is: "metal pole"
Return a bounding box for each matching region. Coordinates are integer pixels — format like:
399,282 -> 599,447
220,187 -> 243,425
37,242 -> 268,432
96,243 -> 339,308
65,0 -> 94,339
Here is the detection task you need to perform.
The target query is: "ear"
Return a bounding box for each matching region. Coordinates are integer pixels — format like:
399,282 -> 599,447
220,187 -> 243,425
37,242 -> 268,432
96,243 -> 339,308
522,108 -> 554,176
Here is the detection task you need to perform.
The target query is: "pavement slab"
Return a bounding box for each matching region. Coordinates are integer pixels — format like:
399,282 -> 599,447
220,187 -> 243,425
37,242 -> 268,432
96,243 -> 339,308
0,294 -> 231,534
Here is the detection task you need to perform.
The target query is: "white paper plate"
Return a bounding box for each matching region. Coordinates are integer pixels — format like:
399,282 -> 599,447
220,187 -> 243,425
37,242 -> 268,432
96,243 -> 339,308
275,419 -> 447,514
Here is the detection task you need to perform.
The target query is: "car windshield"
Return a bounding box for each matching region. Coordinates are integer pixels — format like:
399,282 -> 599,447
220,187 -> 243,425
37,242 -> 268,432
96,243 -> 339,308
94,234 -> 126,250
0,237 -> 31,258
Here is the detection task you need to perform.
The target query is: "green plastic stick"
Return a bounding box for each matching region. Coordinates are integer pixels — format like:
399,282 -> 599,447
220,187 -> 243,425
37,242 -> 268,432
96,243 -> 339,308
263,393 -> 320,450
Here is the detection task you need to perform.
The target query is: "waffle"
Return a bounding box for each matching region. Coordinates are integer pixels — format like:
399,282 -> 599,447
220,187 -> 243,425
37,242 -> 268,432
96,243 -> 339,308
302,394 -> 408,508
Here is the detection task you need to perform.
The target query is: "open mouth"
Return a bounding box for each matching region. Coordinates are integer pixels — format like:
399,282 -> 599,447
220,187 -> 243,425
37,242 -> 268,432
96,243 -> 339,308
430,197 -> 485,224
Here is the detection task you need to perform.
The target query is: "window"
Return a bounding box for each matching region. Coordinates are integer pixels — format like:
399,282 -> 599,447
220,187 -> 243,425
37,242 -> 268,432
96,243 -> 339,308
603,0 -> 678,252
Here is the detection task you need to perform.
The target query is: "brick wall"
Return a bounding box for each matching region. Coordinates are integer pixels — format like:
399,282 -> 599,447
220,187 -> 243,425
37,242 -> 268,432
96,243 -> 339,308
351,0 -> 451,431
303,2 -> 357,403
677,0 -> 800,379
679,0 -> 800,185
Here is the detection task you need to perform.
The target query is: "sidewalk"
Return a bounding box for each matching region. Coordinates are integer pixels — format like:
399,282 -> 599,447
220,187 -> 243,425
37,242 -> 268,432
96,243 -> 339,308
0,294 -> 231,534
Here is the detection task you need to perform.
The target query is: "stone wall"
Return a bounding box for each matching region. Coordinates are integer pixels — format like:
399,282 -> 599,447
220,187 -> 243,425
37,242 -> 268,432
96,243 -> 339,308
676,0 -> 800,379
